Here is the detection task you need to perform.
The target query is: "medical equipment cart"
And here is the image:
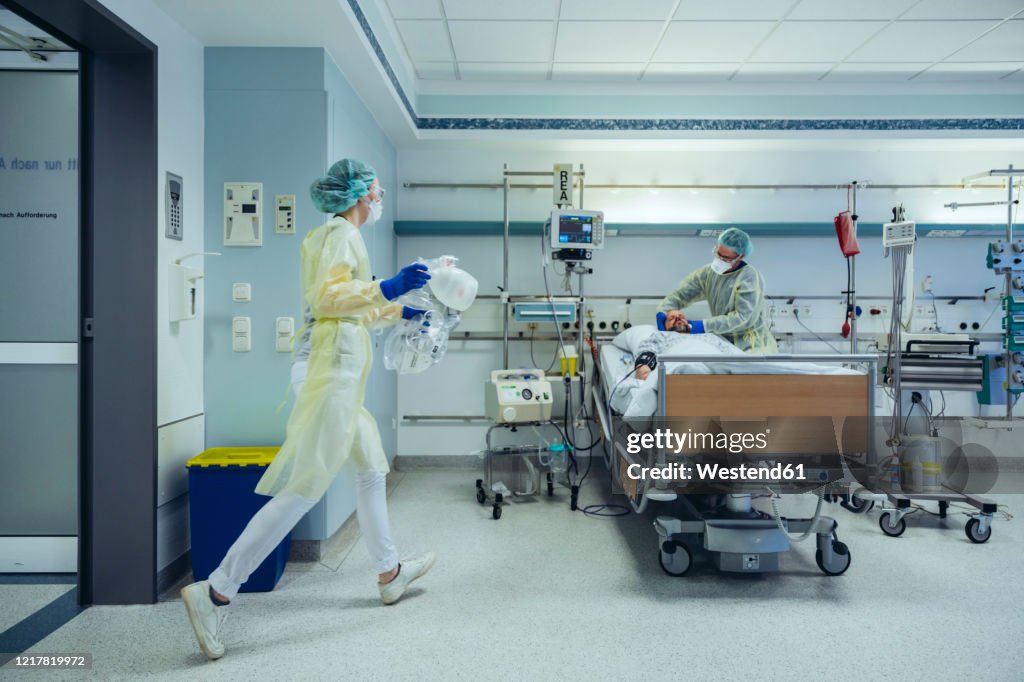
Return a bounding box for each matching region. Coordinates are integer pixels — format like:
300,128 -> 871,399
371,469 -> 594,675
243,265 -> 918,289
475,421 -> 570,520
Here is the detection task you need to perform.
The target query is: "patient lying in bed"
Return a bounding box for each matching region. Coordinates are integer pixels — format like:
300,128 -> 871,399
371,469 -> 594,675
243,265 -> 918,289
607,325 -> 855,418
632,331 -> 716,379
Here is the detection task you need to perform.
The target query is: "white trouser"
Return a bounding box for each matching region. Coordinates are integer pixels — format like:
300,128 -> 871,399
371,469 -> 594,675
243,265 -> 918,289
207,362 -> 398,601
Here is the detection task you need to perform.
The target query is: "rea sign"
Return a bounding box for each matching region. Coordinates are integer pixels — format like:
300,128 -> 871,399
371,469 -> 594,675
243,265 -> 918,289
553,164 -> 574,206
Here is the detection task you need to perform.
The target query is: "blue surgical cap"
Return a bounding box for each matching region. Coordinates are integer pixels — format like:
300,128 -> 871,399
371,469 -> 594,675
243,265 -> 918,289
310,159 -> 377,214
718,227 -> 753,257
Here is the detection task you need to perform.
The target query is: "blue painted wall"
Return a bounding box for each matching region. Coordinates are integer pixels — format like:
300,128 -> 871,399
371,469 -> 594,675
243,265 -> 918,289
204,47 -> 397,540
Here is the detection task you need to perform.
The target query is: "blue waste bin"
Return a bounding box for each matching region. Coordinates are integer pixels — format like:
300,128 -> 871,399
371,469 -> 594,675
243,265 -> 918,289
186,447 -> 290,592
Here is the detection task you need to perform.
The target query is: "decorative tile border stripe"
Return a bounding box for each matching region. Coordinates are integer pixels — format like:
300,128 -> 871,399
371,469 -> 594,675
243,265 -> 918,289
415,117 -> 1024,131
345,0 -> 418,123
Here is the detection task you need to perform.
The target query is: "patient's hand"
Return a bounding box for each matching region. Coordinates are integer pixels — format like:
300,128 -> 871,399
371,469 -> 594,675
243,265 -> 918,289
635,365 -> 651,380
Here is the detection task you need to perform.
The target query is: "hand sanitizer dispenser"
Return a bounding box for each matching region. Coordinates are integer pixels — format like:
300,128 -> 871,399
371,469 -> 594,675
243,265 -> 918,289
169,252 -> 220,323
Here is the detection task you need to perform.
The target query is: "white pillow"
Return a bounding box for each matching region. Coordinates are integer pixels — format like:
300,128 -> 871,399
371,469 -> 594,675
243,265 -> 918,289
610,324 -> 656,354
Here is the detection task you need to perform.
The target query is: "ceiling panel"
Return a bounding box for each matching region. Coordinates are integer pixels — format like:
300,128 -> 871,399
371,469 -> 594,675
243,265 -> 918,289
458,62 -> 550,80
825,62 -> 931,80
916,61 -> 1024,80
643,63 -> 740,81
552,63 -> 646,80
385,0 -> 443,20
901,0 -> 1024,20
415,61 -> 456,79
395,20 -> 453,61
847,20 -> 1001,62
654,22 -> 776,62
951,19 -> 1024,61
555,21 -> 664,63
441,0 -> 558,20
752,21 -> 887,61
733,62 -> 834,81
674,0 -> 798,21
448,20 -> 554,62
787,0 -> 919,20
559,0 -> 677,20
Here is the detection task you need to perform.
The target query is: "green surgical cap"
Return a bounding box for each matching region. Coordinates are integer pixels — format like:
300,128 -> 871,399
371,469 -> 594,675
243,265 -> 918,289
718,227 -> 753,256
310,159 -> 377,214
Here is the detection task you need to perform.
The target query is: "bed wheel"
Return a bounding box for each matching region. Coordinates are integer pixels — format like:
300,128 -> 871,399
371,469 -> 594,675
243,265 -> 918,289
844,495 -> 874,514
879,512 -> 906,537
658,542 -> 692,577
965,518 -> 991,544
816,540 -> 851,576
476,488 -> 486,504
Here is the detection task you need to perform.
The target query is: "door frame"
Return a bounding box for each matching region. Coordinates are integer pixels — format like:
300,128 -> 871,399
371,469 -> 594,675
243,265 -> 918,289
4,0 -> 158,605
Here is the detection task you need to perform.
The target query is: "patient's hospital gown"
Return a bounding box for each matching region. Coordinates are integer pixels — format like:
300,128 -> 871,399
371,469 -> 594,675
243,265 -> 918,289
658,263 -> 777,353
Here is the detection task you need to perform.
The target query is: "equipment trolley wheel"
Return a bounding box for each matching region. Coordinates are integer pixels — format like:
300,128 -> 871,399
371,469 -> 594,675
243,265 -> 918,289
965,517 -> 992,544
658,541 -> 692,577
879,512 -> 906,537
476,488 -> 486,504
546,472 -> 554,497
492,505 -> 502,520
815,540 -> 851,576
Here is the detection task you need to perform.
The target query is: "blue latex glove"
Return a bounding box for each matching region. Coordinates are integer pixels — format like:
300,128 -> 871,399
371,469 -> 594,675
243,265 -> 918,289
380,263 -> 430,300
402,306 -> 426,320
656,312 -> 667,331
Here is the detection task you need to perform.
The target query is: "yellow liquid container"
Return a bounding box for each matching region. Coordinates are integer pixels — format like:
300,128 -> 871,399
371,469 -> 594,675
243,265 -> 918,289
558,346 -> 578,376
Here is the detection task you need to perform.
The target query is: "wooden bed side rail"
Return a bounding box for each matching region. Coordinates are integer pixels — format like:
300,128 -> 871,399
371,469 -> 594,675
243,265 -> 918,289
665,374 -> 870,418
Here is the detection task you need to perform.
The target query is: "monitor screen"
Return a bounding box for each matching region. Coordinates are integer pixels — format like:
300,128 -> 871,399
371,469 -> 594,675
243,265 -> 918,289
558,214 -> 593,245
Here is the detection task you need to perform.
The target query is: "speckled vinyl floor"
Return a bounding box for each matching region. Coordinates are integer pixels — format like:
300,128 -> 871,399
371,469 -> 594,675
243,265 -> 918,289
13,468 -> 1024,681
0,585 -> 75,634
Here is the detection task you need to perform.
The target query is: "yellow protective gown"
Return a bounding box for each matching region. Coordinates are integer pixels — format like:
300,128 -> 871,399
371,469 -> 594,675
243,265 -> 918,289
256,217 -> 403,501
657,263 -> 778,354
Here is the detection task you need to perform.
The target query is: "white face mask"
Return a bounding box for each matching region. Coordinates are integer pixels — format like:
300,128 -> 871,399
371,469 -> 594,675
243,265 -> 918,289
710,258 -> 733,275
710,246 -> 740,275
362,197 -> 382,226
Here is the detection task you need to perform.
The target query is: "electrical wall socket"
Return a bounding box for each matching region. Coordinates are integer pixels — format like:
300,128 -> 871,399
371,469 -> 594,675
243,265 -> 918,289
779,307 -> 791,317
801,306 -> 812,317
922,275 -> 933,293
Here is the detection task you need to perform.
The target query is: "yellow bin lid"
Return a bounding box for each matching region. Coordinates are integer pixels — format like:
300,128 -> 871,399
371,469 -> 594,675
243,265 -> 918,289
186,446 -> 281,468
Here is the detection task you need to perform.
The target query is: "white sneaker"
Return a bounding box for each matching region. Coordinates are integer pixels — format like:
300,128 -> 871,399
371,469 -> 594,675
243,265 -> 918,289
379,552 -> 436,605
181,581 -> 228,660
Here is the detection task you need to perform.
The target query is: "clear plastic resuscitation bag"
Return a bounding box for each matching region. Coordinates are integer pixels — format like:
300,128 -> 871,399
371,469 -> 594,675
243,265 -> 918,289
384,255 -> 477,374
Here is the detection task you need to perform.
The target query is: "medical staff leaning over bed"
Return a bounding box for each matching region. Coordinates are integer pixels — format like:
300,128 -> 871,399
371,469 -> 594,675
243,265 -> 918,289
181,159 -> 436,662
656,227 -> 778,354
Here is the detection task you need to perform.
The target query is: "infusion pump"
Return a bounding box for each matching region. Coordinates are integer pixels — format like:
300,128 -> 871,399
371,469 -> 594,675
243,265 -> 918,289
485,369 -> 553,424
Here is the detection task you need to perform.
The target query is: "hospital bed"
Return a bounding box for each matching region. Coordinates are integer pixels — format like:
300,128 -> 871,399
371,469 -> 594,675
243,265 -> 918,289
594,337 -> 878,578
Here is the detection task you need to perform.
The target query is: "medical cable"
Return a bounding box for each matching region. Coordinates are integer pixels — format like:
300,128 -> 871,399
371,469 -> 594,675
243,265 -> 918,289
792,309 -> 843,353
529,327 -> 560,374
766,484 -> 826,543
974,301 -> 1001,334
606,367 -> 641,440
